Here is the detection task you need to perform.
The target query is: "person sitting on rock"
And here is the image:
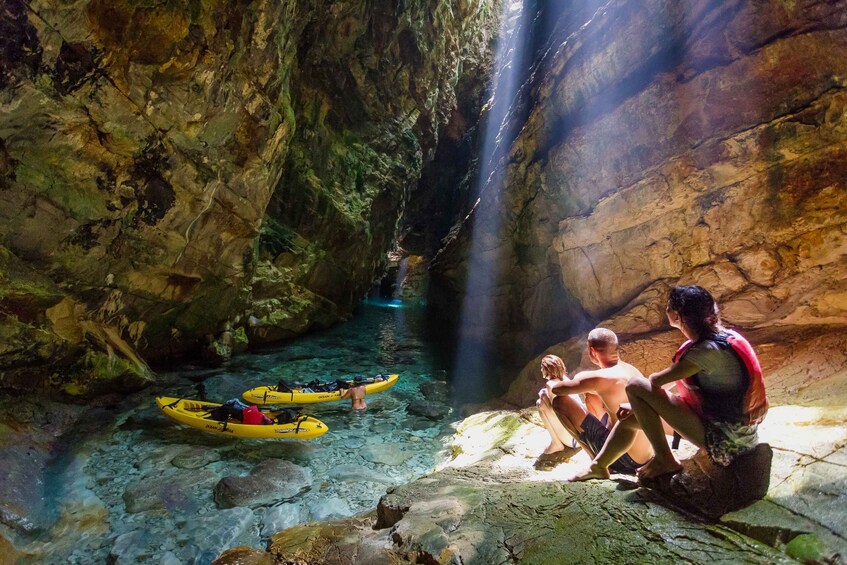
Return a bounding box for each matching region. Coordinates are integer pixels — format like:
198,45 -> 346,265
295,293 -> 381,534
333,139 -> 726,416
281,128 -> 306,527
534,354 -> 581,469
571,285 -> 768,482
545,329 -> 652,475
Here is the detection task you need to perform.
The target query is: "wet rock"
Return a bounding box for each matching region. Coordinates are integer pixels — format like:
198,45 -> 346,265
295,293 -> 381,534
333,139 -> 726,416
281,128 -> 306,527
261,503 -> 302,537
0,400 -> 86,534
213,546 -> 275,565
0,532 -> 22,563
418,381 -> 449,403
722,500 -> 845,562
641,444 -> 772,519
123,468 -> 218,514
329,464 -> 391,484
108,529 -> 156,564
405,401 -> 451,420
361,444 -> 413,467
175,507 -> 257,565
214,459 -> 312,509
309,496 -> 352,522
171,447 -> 221,470
257,471 -> 790,565
267,514 -> 384,565
160,552 -> 181,565
375,491 -> 410,529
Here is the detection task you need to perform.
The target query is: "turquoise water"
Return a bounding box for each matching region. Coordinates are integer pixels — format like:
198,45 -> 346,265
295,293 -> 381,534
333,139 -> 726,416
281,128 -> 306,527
25,301 -> 459,564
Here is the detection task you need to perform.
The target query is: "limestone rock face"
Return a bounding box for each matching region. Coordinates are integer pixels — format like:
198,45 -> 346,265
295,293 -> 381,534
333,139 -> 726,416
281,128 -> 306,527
0,0 -> 499,396
430,0 -> 847,373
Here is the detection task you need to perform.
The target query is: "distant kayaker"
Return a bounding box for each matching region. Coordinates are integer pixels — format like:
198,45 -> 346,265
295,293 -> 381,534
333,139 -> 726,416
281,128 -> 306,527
545,328 -> 653,475
341,382 -> 367,410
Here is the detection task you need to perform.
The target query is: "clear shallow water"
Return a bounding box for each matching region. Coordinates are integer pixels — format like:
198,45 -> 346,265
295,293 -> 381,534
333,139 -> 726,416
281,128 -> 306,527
26,301 -> 460,564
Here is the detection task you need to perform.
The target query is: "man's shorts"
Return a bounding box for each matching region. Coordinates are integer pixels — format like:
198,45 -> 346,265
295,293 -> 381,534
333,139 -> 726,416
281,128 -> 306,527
578,413 -> 643,474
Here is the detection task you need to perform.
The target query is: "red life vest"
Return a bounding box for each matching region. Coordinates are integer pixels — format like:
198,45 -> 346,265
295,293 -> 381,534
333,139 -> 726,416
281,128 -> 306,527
242,405 -> 271,425
672,329 -> 768,425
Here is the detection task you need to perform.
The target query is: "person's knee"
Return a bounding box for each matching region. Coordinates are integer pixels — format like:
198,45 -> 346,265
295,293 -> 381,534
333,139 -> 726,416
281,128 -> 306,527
552,394 -> 584,421
625,376 -> 651,399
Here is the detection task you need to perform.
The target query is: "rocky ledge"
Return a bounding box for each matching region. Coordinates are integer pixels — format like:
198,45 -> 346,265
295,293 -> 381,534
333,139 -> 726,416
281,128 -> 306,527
215,404 -> 847,565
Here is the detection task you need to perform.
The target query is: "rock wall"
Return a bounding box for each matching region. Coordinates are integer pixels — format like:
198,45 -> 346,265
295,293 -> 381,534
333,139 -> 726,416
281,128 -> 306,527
431,0 -> 847,386
0,0 -> 499,396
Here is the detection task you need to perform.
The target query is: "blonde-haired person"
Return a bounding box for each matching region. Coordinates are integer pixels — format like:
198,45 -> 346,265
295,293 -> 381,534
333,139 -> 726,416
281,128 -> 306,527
535,355 -> 581,469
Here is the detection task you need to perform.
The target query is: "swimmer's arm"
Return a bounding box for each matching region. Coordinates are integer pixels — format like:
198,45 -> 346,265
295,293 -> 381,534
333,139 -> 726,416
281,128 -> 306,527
548,372 -> 607,396
649,358 -> 700,387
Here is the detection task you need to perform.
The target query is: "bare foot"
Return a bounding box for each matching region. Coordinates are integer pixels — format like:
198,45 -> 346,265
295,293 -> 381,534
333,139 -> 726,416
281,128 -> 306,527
636,457 -> 682,480
568,463 -> 611,482
542,442 -> 566,455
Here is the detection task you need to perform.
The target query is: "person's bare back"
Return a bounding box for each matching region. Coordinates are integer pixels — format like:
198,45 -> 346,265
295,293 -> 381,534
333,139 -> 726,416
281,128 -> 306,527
343,384 -> 367,410
569,360 -> 653,464
547,329 -> 654,472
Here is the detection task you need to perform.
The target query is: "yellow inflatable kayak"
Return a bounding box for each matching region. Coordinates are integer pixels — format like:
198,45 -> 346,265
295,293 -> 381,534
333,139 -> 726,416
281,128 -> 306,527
155,397 -> 328,439
243,373 -> 400,405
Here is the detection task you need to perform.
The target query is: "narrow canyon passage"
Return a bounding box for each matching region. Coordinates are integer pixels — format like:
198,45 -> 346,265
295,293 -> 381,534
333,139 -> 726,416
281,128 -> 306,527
1,0 -> 846,564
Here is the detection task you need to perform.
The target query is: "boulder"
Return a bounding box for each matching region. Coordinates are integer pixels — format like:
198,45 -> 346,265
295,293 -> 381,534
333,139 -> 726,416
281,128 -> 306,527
641,444 -> 773,519
214,460 -> 312,508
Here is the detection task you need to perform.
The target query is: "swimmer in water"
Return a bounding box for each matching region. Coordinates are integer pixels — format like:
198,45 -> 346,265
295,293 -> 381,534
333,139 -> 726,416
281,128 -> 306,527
341,383 -> 367,410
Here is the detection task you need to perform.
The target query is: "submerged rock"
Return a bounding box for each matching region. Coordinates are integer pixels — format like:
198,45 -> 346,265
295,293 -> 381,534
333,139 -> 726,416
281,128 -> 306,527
123,468 -> 218,514
171,447 -> 222,470
175,507 -> 257,565
0,400 -> 86,535
261,503 -> 302,537
214,459 -> 312,509
108,529 -> 156,564
406,401 -> 451,420
361,444 -> 413,467
309,497 -> 353,522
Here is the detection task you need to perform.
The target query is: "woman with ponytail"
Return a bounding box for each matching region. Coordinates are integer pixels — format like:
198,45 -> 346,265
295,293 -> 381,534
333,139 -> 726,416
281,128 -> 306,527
571,285 -> 767,481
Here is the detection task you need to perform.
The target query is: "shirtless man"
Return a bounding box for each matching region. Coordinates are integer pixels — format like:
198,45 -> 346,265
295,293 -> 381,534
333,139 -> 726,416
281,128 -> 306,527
547,328 -> 653,476
341,383 -> 367,410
